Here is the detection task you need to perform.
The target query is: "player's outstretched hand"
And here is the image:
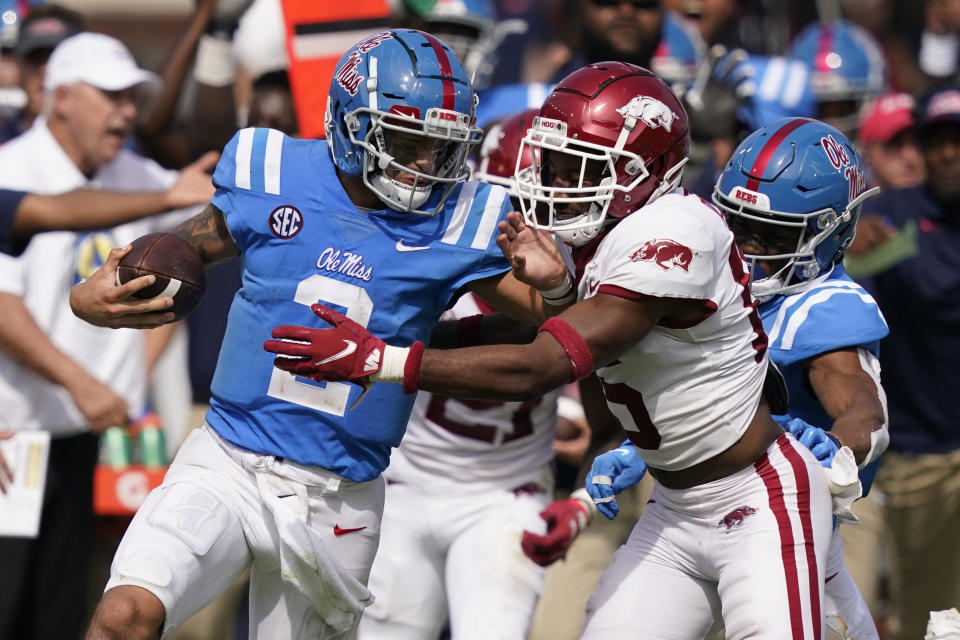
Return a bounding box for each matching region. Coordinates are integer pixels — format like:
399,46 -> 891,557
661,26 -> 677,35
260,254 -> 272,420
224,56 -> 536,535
496,211 -> 568,290
265,303 -> 384,383
164,151 -> 218,210
521,498 -> 591,566
775,415 -> 839,468
587,439 -> 648,520
69,246 -> 176,329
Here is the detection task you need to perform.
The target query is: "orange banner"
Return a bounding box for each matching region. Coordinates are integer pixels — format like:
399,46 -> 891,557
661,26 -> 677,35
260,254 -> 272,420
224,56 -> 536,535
281,0 -> 393,139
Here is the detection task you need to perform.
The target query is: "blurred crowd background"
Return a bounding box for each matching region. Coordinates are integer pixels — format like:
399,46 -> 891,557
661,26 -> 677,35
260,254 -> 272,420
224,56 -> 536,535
0,0 -> 957,639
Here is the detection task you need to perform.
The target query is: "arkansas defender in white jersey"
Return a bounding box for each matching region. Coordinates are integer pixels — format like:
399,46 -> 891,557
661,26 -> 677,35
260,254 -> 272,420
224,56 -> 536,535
71,30 -> 562,640
360,293 -> 562,640
268,63 -> 834,639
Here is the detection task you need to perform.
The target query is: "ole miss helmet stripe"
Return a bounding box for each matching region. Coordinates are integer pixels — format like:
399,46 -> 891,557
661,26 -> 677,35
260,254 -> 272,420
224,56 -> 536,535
815,24 -> 835,72
419,31 -> 456,111
745,118 -> 810,191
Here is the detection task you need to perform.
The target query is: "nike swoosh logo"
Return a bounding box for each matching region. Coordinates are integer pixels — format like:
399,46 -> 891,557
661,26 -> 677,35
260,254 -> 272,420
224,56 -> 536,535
333,524 -> 367,536
318,340 -> 357,365
396,240 -> 430,252
588,281 -> 599,293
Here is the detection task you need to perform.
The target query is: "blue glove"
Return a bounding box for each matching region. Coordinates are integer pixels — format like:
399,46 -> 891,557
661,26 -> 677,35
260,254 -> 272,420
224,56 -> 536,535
774,415 -> 839,468
586,439 -> 647,520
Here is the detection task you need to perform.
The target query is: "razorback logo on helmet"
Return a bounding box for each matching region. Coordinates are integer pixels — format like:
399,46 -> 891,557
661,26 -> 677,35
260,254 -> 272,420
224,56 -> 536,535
616,96 -> 678,132
821,134 -> 851,170
269,205 -> 303,239
334,32 -> 393,96
630,238 -> 694,271
718,505 -> 757,531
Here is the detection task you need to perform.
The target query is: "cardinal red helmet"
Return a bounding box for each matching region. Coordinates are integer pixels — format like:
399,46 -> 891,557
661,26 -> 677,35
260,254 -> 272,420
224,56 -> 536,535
516,62 -> 690,246
473,108 -> 538,197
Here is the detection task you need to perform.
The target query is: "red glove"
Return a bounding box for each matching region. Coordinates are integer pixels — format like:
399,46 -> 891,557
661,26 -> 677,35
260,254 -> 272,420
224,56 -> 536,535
521,498 -> 590,567
264,303 -> 386,382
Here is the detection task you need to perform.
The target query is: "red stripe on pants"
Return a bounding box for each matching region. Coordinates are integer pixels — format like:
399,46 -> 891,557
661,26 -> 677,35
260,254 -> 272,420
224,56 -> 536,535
755,438 -> 806,639
779,435 -> 822,639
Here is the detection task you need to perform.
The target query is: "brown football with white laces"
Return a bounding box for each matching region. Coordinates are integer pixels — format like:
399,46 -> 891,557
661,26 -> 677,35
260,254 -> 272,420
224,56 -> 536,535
116,233 -> 205,320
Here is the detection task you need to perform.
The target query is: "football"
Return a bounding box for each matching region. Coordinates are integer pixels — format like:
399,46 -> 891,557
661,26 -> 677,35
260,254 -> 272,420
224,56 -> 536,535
116,233 -> 206,320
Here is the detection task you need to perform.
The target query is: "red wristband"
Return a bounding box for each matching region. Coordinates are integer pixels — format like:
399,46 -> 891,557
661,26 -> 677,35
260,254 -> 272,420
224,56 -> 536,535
456,314 -> 485,347
402,341 -> 426,395
538,317 -> 594,382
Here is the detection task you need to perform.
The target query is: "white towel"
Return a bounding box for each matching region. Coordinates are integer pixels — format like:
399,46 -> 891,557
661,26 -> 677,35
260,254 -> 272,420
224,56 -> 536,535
926,608 -> 960,640
826,446 -> 862,523
255,472 -> 374,633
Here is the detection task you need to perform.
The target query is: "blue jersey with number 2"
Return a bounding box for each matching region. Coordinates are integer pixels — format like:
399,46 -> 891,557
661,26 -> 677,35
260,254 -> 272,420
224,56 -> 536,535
205,128 -> 512,482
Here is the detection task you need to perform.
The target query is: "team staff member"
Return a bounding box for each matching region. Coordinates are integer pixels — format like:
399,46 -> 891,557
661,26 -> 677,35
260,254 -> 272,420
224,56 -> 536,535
0,32 -> 205,640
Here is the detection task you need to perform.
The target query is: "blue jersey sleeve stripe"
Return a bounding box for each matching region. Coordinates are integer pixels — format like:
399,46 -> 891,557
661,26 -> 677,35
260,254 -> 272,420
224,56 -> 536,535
264,129 -> 283,195
234,128 -> 254,190
441,181 -> 478,246
782,62 -> 808,108
778,288 -> 883,350
758,58 -> 787,102
471,186 -> 508,249
767,279 -> 867,344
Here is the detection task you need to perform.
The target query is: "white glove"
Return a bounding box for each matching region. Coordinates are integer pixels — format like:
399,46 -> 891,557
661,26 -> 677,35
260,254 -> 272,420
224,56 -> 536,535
926,608 -> 960,640
826,446 -> 862,523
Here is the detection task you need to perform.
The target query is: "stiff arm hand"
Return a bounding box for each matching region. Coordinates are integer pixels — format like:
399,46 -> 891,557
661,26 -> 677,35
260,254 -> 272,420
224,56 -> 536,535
496,211 -> 570,293
69,246 -> 176,329
586,439 -> 648,520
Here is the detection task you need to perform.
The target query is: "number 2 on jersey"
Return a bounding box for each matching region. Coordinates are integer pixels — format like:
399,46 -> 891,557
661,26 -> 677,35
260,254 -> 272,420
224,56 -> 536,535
267,274 -> 372,416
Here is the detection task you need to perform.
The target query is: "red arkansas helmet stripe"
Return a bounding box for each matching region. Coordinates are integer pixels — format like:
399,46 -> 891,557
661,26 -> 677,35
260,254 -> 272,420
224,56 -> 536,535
419,31 -> 456,111
745,118 -> 810,191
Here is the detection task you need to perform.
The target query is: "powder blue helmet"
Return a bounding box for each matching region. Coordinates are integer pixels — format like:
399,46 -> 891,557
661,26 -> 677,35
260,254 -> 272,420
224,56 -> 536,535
713,117 -> 879,298
325,29 -> 482,214
788,20 -> 886,134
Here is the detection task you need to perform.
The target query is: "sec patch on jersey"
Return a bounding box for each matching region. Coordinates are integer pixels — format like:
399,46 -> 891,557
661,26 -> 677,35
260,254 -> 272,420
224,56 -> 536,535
116,233 -> 205,319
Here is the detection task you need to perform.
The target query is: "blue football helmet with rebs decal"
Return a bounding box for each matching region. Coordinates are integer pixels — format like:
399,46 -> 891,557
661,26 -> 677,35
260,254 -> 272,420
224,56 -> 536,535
325,29 -> 482,214
713,118 -> 879,298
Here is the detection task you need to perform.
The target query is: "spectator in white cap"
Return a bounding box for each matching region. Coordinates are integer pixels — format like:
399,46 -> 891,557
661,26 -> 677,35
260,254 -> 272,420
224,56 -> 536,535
41,32 -> 159,175
0,29 -> 199,640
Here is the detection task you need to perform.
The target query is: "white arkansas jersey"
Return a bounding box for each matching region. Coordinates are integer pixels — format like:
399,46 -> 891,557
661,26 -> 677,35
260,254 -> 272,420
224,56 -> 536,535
581,188 -> 768,471
388,293 -> 561,486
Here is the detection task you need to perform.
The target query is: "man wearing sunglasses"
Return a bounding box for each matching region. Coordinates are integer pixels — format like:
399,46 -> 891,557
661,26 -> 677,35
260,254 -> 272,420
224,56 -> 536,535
550,0 -> 703,92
